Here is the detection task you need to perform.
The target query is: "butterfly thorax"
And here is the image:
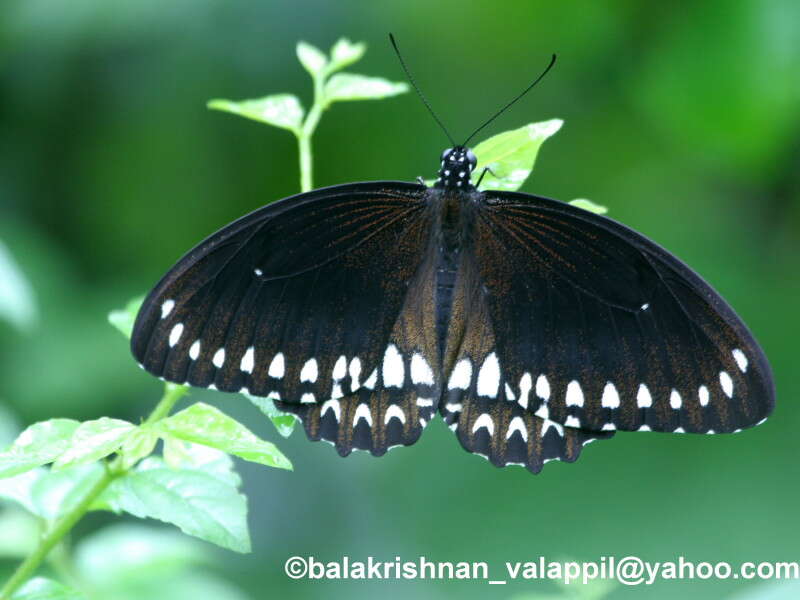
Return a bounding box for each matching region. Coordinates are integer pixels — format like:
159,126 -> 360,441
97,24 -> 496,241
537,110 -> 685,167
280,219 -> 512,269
434,146 -> 477,190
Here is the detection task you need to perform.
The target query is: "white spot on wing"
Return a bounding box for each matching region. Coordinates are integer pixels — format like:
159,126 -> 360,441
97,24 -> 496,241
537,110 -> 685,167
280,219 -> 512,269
535,374 -> 550,400
541,419 -> 564,437
504,383 -> 515,400
384,405 -> 406,425
349,357 -> 362,390
601,382 -> 620,408
472,413 -> 494,436
268,353 -> 285,378
505,417 -> 527,441
240,347 -> 255,374
565,380 -> 584,407
364,368 -> 378,390
565,415 -> 581,428
669,389 -> 682,409
476,352 -> 500,397
212,348 -> 226,368
601,423 -> 616,431
321,399 -> 340,421
353,404 -> 372,427
445,402 -> 462,413
448,358 -> 472,390
719,371 -> 733,398
300,358 -> 318,383
189,340 -> 200,361
168,323 -> 184,348
332,355 -> 347,380
638,424 -> 651,431
732,349 -> 748,373
301,393 -> 315,404
698,385 -> 710,407
410,353 -> 435,385
161,299 -> 175,319
383,344 -> 404,388
416,397 -> 433,407
637,384 -> 652,408
518,373 -> 532,409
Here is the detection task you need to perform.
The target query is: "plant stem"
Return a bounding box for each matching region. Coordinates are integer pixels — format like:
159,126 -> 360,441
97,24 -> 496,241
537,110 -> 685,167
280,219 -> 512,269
0,470 -> 114,600
0,383 -> 187,599
296,72 -> 326,193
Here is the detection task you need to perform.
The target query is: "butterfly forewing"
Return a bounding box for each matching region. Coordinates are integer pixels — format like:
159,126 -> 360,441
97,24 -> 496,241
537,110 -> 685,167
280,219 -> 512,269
467,191 -> 774,435
132,182 -> 442,455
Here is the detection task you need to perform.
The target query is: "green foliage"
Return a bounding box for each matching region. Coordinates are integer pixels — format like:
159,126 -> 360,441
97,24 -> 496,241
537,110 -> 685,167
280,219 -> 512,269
107,296 -> 143,339
567,199 -> 609,215
0,420 -> 80,478
10,578 -> 83,600
0,239 -> 38,332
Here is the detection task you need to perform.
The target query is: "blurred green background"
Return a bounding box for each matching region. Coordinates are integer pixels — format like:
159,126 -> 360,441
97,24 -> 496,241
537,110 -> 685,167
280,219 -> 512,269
1,0 -> 799,598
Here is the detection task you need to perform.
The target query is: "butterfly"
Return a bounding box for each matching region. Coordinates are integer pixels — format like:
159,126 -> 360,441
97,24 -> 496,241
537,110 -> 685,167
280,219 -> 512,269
131,38 -> 774,474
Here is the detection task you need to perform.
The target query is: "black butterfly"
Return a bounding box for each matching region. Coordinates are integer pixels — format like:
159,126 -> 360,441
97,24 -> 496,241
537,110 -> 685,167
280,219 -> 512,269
131,40 -> 774,474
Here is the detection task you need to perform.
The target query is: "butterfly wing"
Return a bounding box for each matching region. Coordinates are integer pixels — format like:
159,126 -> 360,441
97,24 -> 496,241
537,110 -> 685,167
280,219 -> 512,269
132,182 -> 441,456
452,190 -> 774,439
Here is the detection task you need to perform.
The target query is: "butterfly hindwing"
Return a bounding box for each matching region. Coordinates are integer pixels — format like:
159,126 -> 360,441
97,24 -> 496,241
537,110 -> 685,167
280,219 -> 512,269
467,190 -> 774,435
132,181 -> 441,456
440,243 -> 614,474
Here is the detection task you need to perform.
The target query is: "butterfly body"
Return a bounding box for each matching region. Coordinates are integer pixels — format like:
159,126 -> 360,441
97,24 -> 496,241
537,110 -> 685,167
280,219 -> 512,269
132,143 -> 774,473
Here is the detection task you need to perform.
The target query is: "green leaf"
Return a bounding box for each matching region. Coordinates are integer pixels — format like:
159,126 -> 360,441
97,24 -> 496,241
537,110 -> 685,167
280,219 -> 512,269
74,524 -> 208,586
568,198 -> 609,215
328,38 -> 366,72
0,238 -> 38,332
31,463 -> 106,521
208,95 -> 304,133
162,440 -> 242,488
118,427 -> 158,470
108,296 -> 143,340
0,469 -> 46,514
242,392 -> 296,438
470,119 -> 563,191
11,578 -> 85,600
324,73 -> 409,104
296,40 -> 327,77
53,418 -> 136,471
0,507 -> 39,558
0,419 -> 81,478
102,459 -> 251,553
155,403 -> 292,470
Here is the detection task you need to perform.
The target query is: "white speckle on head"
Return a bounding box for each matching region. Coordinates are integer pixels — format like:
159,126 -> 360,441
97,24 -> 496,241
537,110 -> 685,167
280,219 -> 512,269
382,344 -> 404,388
719,371 -> 733,398
698,385 -> 710,407
565,415 -> 581,428
384,405 -> 406,425
542,419 -> 564,437
565,380 -> 584,407
321,399 -> 340,421
732,349 -> 748,373
349,357 -> 362,390
448,358 -> 472,390
444,169 -> 450,176
410,353 -> 435,385
476,353 -> 500,397
504,383 -> 515,400
638,424 -> 651,432
189,340 -> 201,361
506,417 -> 527,441
518,373 -> 532,409
212,348 -> 226,368
456,181 -> 462,187
254,268 -> 263,276
674,427 -> 686,433
301,393 -> 315,404
240,346 -> 255,374
472,413 -> 494,436
445,402 -> 462,413
268,353 -> 285,378
353,404 -> 372,427
669,389 -> 682,409
601,422 -> 616,431
168,323 -> 184,348
300,358 -> 319,383
458,171 -> 465,178
364,368 -> 378,390
641,303 -> 650,311
161,299 -> 175,319
637,384 -> 652,408
416,397 -> 433,407
601,382 -> 620,408
535,374 -> 550,400
332,355 -> 347,381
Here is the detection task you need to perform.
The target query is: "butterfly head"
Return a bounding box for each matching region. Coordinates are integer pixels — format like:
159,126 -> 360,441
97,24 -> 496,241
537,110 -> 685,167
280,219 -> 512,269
435,146 -> 477,189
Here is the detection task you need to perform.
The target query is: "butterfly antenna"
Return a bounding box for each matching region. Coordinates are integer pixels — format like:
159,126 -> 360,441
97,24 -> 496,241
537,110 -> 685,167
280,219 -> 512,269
462,53 -> 557,147
389,33 -> 456,147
